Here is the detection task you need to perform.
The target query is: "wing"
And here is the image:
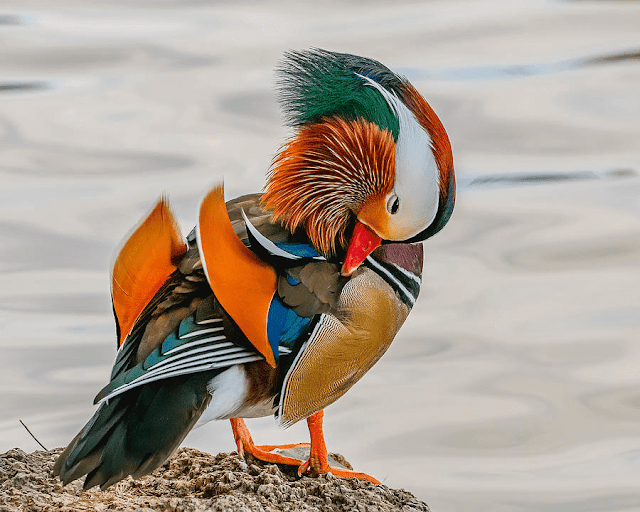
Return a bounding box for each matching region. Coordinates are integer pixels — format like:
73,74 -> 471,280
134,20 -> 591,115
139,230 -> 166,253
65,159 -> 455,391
239,209 -> 351,359
103,191 -> 313,401
109,236 -> 211,381
56,192 -> 343,489
111,189 -> 279,379
105,189 -> 421,419
96,294 -> 264,404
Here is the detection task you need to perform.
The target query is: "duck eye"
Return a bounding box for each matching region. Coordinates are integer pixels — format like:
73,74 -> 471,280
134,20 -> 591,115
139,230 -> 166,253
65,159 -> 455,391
387,195 -> 400,215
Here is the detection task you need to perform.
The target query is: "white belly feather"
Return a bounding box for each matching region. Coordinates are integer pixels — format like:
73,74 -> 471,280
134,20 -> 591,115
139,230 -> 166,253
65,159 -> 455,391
195,365 -> 276,428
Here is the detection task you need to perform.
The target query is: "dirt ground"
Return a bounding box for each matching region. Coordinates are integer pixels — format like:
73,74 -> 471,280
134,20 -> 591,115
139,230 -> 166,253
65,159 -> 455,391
0,447 -> 430,511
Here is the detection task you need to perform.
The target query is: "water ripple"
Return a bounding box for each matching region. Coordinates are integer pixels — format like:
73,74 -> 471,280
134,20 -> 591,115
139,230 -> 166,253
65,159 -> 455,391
460,168 -> 636,190
0,293 -> 110,316
402,49 -> 640,82
0,221 -> 111,273
0,15 -> 21,25
0,81 -> 49,93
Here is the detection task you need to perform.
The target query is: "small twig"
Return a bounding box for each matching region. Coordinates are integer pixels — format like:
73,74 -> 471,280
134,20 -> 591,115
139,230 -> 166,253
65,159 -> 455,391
19,419 -> 48,451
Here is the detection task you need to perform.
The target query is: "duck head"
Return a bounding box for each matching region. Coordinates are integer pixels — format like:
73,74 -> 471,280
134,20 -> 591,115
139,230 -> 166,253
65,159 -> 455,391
262,49 -> 455,276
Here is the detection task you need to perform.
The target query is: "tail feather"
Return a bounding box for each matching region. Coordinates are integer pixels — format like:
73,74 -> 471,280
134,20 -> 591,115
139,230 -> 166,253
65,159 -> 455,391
61,449 -> 104,486
66,399 -> 128,470
54,371 -> 216,490
53,399 -> 126,485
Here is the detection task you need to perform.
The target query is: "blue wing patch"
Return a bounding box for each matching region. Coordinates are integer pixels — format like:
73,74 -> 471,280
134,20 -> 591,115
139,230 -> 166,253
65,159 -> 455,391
273,242 -> 323,259
267,294 -> 311,353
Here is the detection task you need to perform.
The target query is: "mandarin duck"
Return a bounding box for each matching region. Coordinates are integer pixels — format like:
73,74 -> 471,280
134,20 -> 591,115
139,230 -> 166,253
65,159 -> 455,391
53,48 -> 455,489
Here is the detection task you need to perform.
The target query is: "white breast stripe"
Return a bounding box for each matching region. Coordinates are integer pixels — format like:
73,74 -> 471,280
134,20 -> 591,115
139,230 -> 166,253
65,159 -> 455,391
277,315 -> 329,428
391,263 -> 421,285
365,256 -> 416,306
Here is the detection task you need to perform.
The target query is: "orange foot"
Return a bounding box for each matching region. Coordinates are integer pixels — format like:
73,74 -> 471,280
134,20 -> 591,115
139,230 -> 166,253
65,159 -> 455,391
229,417 -> 309,466
298,410 -> 380,484
229,411 -> 380,485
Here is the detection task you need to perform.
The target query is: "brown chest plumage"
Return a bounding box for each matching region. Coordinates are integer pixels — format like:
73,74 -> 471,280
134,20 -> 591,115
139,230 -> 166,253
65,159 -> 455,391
278,266 -> 411,427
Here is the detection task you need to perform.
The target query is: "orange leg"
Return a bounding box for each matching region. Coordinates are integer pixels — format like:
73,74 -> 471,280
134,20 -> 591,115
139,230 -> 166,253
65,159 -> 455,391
229,417 -> 309,466
297,410 -> 381,484
229,413 -> 380,485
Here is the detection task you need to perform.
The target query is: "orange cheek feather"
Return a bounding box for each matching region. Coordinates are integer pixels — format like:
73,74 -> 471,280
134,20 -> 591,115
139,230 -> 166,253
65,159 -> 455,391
357,196 -> 390,239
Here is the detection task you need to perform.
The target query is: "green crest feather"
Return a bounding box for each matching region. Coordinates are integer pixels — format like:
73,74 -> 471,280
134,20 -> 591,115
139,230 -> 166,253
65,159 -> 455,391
276,48 -> 405,140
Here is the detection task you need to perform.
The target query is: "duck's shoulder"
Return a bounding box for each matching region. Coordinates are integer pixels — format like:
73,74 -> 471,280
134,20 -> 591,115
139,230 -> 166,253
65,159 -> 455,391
227,195 -> 344,316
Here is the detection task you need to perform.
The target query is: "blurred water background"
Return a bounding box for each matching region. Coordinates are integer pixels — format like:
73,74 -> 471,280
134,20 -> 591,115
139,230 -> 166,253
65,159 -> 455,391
1,1 -> 639,510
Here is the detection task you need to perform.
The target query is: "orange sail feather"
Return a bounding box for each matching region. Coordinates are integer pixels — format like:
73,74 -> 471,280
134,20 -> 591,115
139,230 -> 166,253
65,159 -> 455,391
197,185 -> 277,367
111,199 -> 187,346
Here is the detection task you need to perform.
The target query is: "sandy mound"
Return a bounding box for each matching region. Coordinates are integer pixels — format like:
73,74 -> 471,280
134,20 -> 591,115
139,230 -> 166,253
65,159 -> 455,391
0,447 -> 430,511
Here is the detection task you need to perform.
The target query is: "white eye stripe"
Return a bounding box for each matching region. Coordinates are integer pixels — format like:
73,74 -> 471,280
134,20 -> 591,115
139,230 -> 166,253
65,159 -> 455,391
358,74 -> 440,240
356,74 -> 400,116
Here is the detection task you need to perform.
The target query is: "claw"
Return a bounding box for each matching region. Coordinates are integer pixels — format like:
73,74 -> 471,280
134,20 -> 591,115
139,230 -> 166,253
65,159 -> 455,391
298,458 -> 311,477
298,458 -> 381,484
